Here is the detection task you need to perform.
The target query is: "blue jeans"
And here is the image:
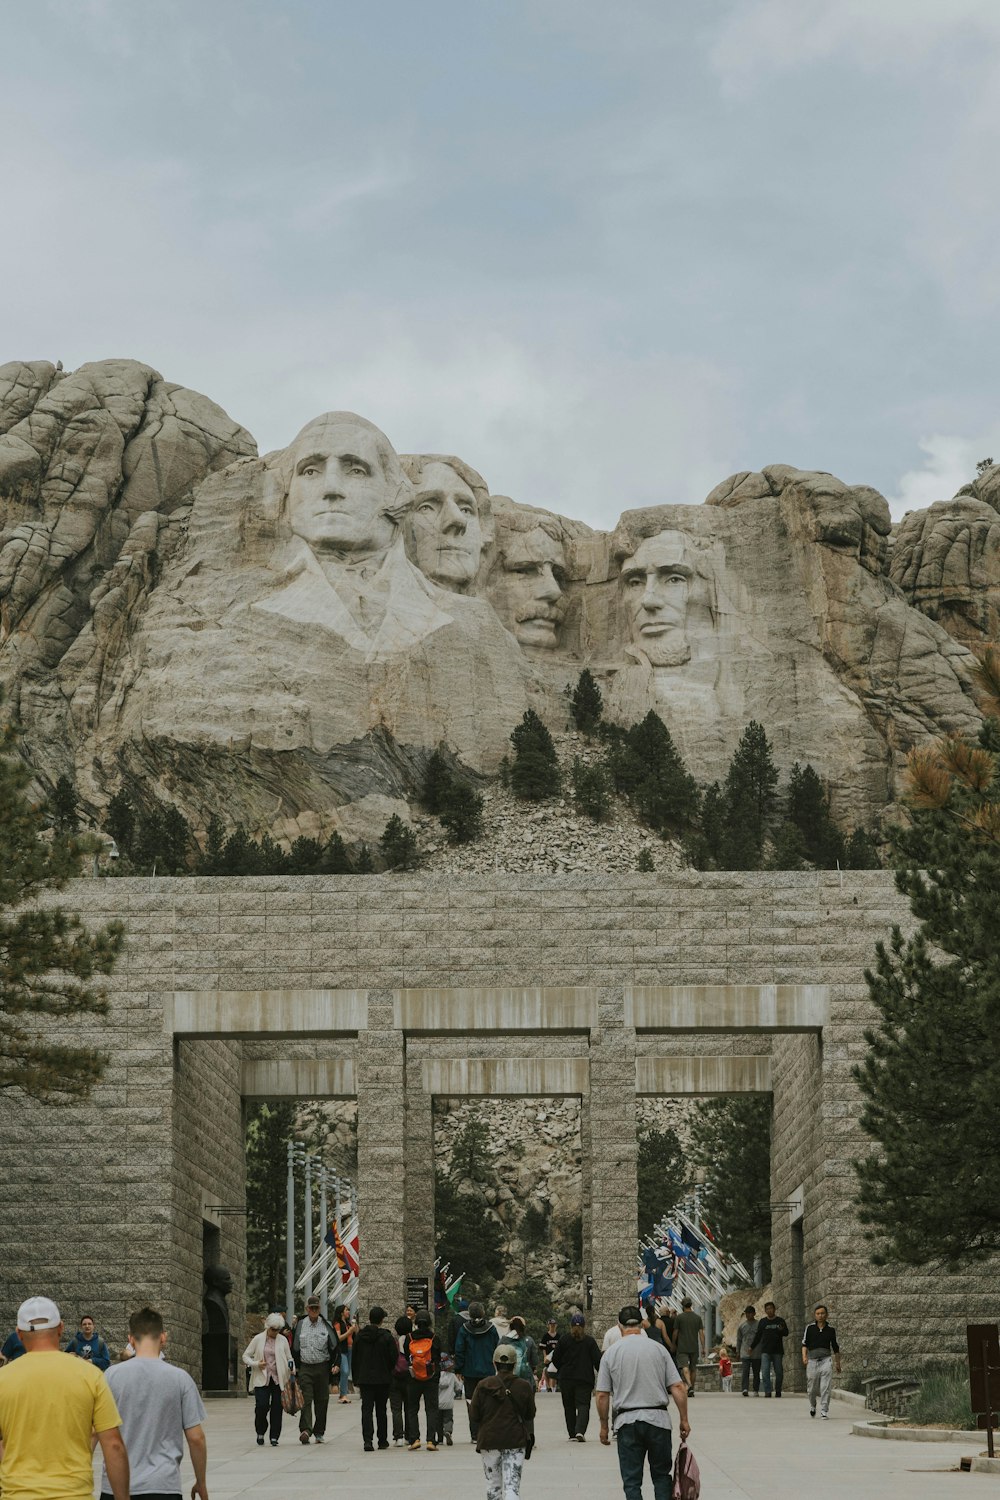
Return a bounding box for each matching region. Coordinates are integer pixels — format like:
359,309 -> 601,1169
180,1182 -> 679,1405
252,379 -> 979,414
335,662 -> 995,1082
339,1348 -> 351,1397
616,1420 -> 673,1500
761,1351 -> 783,1395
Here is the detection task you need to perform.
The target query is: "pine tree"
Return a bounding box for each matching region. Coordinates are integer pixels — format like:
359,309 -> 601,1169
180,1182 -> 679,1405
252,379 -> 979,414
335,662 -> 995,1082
691,1096 -> 772,1277
571,757 -> 610,821
380,814 -> 418,870
289,837 -> 324,873
319,832 -> 353,874
159,805 -> 194,874
853,731 -> 1000,1264
355,843 -> 374,873
637,1125 -> 687,1238
246,1102 -> 295,1310
131,807 -> 165,873
0,698 -> 124,1100
612,712 -> 699,834
786,762 -> 844,867
769,819 -> 806,871
844,827 -> 880,870
258,834 -> 289,875
421,749 -> 454,815
636,847 -> 655,872
221,825 -> 258,876
439,781 -> 485,844
50,774 -> 79,833
719,722 -> 778,868
509,710 -> 560,800
105,789 -> 135,860
200,815 -> 226,874
570,669 -> 603,734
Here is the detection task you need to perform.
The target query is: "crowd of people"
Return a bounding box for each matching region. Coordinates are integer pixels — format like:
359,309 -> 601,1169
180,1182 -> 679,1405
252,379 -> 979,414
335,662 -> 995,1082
0,1290 -> 842,1500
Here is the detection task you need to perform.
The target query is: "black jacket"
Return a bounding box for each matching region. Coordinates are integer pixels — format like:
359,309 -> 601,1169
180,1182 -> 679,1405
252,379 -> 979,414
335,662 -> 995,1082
469,1373 -> 536,1454
352,1322 -> 398,1386
751,1317 -> 789,1357
552,1332 -> 602,1387
291,1314 -> 338,1365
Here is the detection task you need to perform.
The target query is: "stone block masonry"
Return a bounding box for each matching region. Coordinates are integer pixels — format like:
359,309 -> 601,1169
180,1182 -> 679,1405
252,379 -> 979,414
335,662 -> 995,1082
1,869 -> 996,1383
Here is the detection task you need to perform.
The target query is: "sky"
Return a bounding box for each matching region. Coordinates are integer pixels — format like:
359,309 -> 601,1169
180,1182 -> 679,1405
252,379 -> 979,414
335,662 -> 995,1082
3,0 -> 1000,527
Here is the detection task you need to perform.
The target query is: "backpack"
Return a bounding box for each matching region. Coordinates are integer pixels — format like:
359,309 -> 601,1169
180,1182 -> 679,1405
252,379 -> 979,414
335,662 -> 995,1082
408,1335 -> 436,1382
673,1441 -> 701,1500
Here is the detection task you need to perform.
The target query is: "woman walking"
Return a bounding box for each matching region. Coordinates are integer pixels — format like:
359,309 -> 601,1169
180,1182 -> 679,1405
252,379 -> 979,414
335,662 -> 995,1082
333,1304 -> 355,1403
551,1313 -> 601,1441
470,1344 -> 536,1500
243,1314 -> 295,1447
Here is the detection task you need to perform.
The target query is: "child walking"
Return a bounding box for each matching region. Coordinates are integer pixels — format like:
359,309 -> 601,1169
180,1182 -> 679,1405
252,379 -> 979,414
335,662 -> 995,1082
437,1354 -> 460,1445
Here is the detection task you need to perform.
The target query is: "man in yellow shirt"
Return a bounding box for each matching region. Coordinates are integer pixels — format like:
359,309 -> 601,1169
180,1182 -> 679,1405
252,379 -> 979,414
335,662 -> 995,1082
0,1296 -> 129,1500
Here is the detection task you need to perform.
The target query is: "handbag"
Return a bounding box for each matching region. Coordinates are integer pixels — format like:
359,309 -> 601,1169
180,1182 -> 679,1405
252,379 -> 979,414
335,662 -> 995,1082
672,1440 -> 700,1500
281,1375 -> 304,1414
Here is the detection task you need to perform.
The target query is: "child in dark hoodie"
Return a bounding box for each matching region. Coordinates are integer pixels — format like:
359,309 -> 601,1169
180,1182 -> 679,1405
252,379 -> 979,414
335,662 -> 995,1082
390,1315 -> 412,1445
455,1302 -> 501,1441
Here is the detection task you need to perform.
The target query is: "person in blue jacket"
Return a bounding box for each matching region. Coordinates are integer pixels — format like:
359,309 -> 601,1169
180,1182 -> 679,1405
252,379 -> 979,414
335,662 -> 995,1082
0,1330 -> 25,1364
454,1302 -> 500,1441
64,1314 -> 112,1371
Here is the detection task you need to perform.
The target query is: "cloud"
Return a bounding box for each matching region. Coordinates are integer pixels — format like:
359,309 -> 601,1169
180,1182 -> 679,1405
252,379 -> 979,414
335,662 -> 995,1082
888,431 -> 1000,519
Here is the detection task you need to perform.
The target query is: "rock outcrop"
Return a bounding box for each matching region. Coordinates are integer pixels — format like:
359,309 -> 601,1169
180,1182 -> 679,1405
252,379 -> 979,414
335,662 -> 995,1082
0,359 -> 989,845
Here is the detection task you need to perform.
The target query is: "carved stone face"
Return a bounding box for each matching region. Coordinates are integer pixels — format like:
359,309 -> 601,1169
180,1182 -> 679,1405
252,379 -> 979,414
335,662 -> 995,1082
406,461 -> 485,590
204,1264 -> 233,1296
491,527 -> 567,648
621,531 -> 693,667
286,416 -> 399,557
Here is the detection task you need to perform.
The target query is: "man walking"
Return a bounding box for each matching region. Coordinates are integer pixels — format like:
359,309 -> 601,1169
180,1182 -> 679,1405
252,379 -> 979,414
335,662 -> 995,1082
751,1301 -> 789,1398
352,1305 -> 396,1451
455,1301 -> 500,1441
802,1305 -> 841,1420
673,1298 -> 704,1395
736,1305 -> 761,1397
65,1313 -> 112,1371
102,1306 -> 208,1499
596,1305 -> 690,1500
291,1295 -> 338,1444
0,1296 -> 129,1500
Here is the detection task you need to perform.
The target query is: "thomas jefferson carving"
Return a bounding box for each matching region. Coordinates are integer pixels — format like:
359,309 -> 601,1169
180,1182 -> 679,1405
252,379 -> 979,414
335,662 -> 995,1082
400,454 -> 491,593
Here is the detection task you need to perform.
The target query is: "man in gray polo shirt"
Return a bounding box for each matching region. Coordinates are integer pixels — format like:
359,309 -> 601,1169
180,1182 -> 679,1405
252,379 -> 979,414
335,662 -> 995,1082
596,1306 -> 690,1500
101,1306 -> 207,1500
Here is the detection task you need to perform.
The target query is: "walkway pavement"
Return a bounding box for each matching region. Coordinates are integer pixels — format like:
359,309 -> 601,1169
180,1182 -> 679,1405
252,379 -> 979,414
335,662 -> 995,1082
115,1389 -> 996,1500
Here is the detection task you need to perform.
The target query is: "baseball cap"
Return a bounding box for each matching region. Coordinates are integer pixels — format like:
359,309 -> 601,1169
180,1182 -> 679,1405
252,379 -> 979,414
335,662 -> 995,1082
494,1344 -> 518,1368
17,1296 -> 61,1331
570,1312 -> 586,1326
618,1305 -> 643,1327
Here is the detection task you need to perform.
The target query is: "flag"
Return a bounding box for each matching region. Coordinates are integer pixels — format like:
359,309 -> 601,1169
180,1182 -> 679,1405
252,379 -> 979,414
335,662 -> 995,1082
680,1223 -> 702,1254
700,1218 -> 716,1243
445,1275 -> 464,1306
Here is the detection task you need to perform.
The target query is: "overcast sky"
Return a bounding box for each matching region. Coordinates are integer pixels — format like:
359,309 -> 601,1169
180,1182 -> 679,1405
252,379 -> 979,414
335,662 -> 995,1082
3,0 -> 1000,525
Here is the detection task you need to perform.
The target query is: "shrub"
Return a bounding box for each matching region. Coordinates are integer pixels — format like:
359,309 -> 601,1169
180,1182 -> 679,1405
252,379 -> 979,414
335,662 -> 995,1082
570,669 -> 603,734
572,757 -> 610,821
440,781 -> 485,844
380,814 -> 418,870
907,1363 -> 974,1429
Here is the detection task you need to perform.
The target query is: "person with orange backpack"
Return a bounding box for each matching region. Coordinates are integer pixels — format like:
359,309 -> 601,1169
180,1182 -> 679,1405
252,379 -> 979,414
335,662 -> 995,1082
404,1308 -> 442,1451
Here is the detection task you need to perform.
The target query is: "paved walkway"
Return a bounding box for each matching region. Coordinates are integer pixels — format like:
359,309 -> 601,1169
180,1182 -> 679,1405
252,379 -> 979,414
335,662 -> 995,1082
107,1388 -> 997,1500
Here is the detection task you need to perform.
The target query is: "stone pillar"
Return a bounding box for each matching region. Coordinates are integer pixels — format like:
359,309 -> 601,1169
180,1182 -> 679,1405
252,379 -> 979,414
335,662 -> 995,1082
586,985 -> 638,1337
404,1044 -> 436,1308
356,992 -> 406,1315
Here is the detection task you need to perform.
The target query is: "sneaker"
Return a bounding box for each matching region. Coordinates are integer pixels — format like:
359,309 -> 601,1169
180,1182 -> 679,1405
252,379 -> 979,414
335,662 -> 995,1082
257,1436 -> 265,1446
299,1430 -> 311,1444
315,1436 -> 325,1444
810,1407 -> 816,1418
270,1439 -> 279,1447
409,1440 -> 422,1451
364,1444 -> 375,1452
378,1442 -> 390,1450
742,1391 -> 749,1398
821,1413 -> 830,1421
764,1392 -> 772,1399
445,1435 -> 453,1446
427,1441 -> 438,1451
688,1388 -> 696,1398
575,1433 -> 586,1442
775,1393 -> 782,1399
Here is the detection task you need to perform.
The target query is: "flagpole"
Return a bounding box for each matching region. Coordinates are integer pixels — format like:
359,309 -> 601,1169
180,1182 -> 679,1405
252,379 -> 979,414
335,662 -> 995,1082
319,1167 -> 329,1318
285,1139 -> 296,1323
304,1154 -> 314,1300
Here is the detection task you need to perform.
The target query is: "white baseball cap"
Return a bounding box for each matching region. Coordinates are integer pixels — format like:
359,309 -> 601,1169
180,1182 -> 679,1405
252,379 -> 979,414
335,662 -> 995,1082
16,1297 -> 61,1331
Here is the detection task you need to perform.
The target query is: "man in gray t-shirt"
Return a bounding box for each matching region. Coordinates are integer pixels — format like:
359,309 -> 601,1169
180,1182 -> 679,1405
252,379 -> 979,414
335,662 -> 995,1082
101,1307 -> 207,1500
596,1306 -> 689,1500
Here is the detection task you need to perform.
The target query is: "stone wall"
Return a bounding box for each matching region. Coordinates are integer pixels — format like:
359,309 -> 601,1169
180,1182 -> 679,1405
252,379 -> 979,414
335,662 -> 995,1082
2,869 -> 997,1382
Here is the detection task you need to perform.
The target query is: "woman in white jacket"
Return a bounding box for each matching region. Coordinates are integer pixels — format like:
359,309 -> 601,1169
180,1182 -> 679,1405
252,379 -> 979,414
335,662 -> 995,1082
243,1314 -> 295,1447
